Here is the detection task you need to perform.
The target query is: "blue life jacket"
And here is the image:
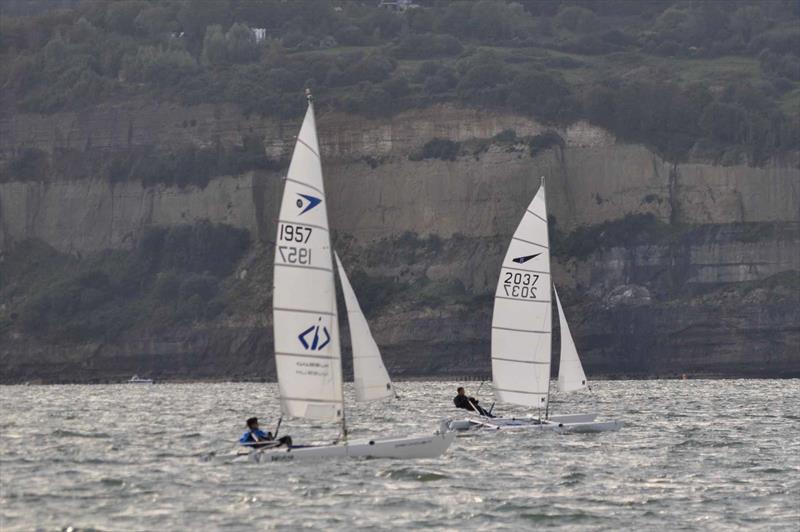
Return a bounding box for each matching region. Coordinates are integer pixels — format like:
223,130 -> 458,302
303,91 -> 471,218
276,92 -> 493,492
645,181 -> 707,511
240,429 -> 272,444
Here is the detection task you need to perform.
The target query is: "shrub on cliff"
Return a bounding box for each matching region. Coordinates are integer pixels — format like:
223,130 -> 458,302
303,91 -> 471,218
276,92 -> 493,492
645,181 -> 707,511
527,131 -> 565,157
391,33 -> 463,59
552,214 -> 679,259
507,71 -> 576,124
122,46 -> 198,87
409,138 -> 461,162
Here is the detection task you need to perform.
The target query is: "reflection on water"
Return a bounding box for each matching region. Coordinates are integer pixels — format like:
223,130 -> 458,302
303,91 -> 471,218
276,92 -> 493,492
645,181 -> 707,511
1,380 -> 798,530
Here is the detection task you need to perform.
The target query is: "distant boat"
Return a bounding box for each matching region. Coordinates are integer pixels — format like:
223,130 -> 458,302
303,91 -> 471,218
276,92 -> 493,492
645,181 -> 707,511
450,177 -> 621,434
128,375 -> 154,384
244,90 -> 453,462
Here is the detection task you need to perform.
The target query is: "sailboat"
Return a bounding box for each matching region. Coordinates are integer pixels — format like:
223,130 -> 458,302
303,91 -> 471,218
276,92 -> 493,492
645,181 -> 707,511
247,91 -> 454,462
450,178 -> 621,434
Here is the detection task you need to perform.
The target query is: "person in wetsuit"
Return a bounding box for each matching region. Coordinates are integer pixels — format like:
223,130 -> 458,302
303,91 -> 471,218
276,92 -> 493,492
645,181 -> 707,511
239,417 -> 292,448
453,387 -> 494,417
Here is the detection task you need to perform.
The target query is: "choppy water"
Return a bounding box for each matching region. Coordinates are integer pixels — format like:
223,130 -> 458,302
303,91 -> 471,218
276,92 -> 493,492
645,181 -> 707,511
1,380 -> 798,531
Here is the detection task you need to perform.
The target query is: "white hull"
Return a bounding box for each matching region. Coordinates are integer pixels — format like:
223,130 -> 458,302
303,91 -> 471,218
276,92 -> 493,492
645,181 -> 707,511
555,420 -> 623,433
449,413 -> 620,434
243,429 -> 455,463
547,413 -> 597,423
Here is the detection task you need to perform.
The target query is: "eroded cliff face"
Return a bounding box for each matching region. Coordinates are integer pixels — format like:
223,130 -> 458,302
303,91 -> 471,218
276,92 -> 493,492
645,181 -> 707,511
0,101 -> 798,382
2,102 -> 798,250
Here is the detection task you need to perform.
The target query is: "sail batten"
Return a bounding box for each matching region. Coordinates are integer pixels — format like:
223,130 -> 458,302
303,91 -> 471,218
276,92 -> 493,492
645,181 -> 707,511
273,101 -> 344,422
334,252 -> 394,402
555,287 -> 588,393
491,180 -> 552,409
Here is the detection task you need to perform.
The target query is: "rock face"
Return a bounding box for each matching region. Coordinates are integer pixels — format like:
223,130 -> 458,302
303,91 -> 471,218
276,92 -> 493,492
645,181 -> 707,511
2,103 -> 798,251
0,102 -> 798,382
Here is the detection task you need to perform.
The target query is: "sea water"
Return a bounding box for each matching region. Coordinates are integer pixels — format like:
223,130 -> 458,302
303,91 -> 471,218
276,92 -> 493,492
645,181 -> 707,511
0,380 -> 798,531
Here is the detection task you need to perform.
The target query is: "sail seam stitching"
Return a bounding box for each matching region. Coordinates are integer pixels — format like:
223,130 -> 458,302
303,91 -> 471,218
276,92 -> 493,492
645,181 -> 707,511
275,352 -> 338,361
275,263 -> 333,273
495,388 -> 544,395
492,326 -> 549,334
493,357 -> 549,365
285,177 -> 324,195
274,308 -> 335,316
296,137 -> 320,158
495,296 -> 551,304
500,266 -> 549,275
512,236 -> 548,249
527,209 -> 548,223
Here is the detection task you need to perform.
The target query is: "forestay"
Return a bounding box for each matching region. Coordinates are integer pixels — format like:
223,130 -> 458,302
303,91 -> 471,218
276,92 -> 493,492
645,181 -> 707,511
554,286 -> 588,393
491,178 -> 552,409
273,101 -> 344,421
334,252 -> 395,402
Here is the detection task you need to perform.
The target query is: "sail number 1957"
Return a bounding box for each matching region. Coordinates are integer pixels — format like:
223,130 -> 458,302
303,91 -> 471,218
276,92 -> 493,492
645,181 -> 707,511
279,224 -> 312,243
278,223 -> 312,265
503,271 -> 539,298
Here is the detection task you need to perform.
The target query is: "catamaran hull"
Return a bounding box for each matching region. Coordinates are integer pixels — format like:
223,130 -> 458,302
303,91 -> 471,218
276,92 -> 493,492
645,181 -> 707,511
448,415 -> 556,432
246,430 -> 455,463
555,420 -> 622,433
548,413 -> 597,423
449,414 -> 620,434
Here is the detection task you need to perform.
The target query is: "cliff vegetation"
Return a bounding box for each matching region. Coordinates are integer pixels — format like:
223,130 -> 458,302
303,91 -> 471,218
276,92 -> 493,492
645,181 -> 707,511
1,0 -> 798,169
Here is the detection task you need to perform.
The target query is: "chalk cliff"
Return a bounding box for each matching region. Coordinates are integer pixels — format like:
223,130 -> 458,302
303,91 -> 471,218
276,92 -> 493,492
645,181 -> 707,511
1,101 -> 797,382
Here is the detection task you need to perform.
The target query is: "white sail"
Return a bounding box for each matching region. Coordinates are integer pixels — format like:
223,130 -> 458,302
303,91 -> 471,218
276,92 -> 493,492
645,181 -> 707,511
491,178 -> 552,409
272,100 -> 344,421
554,286 -> 588,393
334,252 -> 395,402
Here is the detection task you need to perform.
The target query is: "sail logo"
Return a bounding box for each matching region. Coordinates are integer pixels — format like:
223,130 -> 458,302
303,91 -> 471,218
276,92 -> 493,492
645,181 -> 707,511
512,253 -> 541,264
296,193 -> 322,215
298,319 -> 330,351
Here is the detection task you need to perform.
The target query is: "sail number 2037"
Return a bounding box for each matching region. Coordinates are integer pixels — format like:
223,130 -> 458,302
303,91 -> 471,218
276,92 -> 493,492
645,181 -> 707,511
503,271 -> 539,298
278,223 -> 312,265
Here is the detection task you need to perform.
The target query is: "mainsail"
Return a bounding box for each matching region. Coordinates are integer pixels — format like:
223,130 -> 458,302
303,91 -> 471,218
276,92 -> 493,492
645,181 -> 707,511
273,99 -> 344,421
491,178 -> 552,409
334,252 -> 395,402
554,286 -> 588,393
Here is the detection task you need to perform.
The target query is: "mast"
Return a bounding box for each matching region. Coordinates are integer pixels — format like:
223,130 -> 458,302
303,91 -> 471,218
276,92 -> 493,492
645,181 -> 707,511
542,176 -> 552,419
306,87 -> 348,441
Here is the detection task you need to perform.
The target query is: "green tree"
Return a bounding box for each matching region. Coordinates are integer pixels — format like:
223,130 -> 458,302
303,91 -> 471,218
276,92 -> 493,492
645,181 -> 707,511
123,46 -> 198,87
700,102 -> 747,144
134,5 -> 175,36
225,22 -> 259,64
202,25 -> 227,65
105,1 -> 147,35
177,0 -> 230,44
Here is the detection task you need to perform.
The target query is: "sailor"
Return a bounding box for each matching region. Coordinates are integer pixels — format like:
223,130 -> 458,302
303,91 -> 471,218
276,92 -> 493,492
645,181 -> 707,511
239,417 -> 292,448
453,387 -> 494,417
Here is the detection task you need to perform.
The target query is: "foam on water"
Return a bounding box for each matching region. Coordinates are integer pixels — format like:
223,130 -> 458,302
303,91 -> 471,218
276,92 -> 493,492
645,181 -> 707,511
1,380 -> 798,531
